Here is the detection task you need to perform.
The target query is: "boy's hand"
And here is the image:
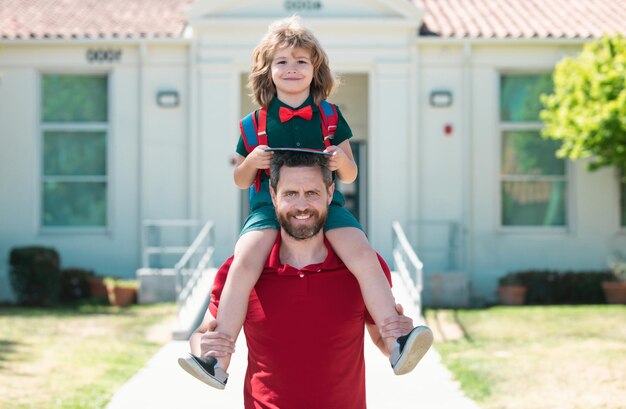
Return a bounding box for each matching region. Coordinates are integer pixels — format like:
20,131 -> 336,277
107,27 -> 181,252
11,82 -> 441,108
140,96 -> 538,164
379,304 -> 414,339
199,319 -> 236,359
246,145 -> 273,170
323,145 -> 348,172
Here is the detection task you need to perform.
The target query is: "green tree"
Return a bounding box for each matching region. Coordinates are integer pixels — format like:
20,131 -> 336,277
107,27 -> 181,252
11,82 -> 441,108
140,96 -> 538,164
540,35 -> 626,175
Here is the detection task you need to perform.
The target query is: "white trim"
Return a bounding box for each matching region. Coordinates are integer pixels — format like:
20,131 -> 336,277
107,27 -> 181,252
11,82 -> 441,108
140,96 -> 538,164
187,0 -> 424,23
41,123 -> 108,131
34,72 -> 43,234
377,0 -> 424,21
367,65 -> 377,234
188,33 -> 199,225
462,41 -> 473,276
408,41 -> 419,228
42,176 -> 107,182
501,175 -> 567,182
137,42 -> 146,259
500,122 -> 543,131
495,225 -> 570,235
0,38 -> 190,46
191,17 -> 421,29
185,0 -> 234,19
416,37 -> 592,46
39,227 -> 109,234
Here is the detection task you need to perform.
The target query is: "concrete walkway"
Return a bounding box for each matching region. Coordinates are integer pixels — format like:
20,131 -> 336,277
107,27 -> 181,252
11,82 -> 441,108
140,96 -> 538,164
107,273 -> 481,409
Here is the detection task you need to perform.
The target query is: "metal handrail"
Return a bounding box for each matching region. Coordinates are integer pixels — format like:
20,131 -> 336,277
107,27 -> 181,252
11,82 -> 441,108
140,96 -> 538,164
404,219 -> 463,272
174,220 -> 215,313
392,221 -> 424,314
141,219 -> 204,268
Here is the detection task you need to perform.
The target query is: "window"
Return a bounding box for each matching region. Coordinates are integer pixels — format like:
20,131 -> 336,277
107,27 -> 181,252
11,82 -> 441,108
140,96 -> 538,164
41,74 -> 108,228
500,74 -> 566,227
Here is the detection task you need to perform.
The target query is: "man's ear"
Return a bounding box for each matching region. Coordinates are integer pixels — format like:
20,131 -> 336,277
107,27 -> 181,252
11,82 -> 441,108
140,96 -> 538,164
327,182 -> 335,206
270,186 -> 277,207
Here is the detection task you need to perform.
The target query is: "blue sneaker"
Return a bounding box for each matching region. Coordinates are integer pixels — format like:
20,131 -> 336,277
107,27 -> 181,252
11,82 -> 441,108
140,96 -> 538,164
389,326 -> 433,375
178,354 -> 228,389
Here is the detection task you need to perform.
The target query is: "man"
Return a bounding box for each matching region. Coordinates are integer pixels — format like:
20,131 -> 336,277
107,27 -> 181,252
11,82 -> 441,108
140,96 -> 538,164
180,151 -> 428,408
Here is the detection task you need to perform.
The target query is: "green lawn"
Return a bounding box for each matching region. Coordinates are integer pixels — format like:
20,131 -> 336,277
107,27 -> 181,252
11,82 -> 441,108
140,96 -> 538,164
0,303 -> 176,409
427,305 -> 626,409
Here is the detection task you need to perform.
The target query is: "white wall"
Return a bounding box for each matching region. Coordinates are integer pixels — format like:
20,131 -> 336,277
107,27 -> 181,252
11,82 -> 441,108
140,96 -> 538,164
0,42 -> 189,301
2,12 -> 623,305
416,41 -> 626,302
192,15 -> 418,262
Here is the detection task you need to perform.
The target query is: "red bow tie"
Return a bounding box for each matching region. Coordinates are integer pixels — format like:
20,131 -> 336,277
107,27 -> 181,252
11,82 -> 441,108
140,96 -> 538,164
279,106 -> 313,122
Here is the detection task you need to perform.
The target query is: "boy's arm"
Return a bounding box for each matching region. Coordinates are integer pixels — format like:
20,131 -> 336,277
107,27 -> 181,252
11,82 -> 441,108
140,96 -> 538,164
324,140 -> 358,184
233,147 -> 273,189
190,309 -> 235,358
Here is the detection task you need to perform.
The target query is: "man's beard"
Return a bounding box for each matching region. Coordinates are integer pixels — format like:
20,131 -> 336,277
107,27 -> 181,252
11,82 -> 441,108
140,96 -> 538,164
278,209 -> 327,240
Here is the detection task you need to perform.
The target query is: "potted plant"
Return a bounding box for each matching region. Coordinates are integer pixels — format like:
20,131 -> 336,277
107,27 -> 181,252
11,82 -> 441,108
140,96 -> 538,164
105,277 -> 138,307
603,254 -> 626,304
497,272 -> 527,305
86,272 -> 108,300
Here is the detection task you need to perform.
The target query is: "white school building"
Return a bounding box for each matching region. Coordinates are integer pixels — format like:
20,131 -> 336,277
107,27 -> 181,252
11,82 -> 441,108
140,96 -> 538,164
1,0 -> 625,305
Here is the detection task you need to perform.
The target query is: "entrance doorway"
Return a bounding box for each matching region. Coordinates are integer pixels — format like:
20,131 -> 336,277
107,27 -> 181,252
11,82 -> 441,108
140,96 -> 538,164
335,140 -> 367,230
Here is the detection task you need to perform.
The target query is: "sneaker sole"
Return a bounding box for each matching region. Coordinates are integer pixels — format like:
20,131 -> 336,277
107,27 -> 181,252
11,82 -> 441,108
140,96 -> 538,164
393,326 -> 434,375
178,356 -> 226,390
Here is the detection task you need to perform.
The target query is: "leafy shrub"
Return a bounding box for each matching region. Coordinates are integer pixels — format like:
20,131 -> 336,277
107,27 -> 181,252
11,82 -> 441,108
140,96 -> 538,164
59,268 -> 94,304
503,270 -> 614,304
9,246 -> 61,306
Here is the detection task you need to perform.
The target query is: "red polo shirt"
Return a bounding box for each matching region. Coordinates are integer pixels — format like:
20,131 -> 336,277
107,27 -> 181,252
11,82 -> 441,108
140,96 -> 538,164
209,235 -> 392,409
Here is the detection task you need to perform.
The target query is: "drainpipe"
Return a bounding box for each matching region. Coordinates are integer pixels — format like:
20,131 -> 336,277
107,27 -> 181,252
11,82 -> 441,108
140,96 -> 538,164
409,41 -> 420,238
186,27 -> 198,224
461,40 -> 474,302
137,41 -> 147,268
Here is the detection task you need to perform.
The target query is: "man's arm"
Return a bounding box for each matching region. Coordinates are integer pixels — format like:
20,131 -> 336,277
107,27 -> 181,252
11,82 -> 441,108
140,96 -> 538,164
190,308 -> 235,358
366,303 -> 414,357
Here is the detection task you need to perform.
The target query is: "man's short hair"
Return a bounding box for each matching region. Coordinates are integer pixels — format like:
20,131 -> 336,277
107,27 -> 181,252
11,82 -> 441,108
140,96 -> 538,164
269,151 -> 333,191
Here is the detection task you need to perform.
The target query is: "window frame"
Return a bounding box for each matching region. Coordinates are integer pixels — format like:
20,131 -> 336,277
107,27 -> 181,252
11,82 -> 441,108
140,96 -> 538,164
37,71 -> 112,234
615,177 -> 626,230
496,71 -> 572,234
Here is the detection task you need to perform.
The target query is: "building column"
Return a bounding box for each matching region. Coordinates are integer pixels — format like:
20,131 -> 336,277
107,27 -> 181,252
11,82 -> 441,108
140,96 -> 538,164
197,66 -> 240,263
369,61 -> 411,260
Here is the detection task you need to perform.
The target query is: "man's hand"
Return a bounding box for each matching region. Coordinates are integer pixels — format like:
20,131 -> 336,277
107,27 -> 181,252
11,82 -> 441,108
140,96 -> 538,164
379,303 -> 414,340
199,319 -> 236,359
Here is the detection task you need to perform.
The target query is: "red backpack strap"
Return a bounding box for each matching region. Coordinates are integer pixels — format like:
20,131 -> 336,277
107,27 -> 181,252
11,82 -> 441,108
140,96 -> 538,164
256,107 -> 268,146
319,100 -> 338,148
239,108 -> 269,192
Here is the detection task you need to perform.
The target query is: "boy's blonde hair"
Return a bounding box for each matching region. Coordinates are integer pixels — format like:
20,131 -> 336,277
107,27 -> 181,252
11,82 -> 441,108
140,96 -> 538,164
248,16 -> 335,107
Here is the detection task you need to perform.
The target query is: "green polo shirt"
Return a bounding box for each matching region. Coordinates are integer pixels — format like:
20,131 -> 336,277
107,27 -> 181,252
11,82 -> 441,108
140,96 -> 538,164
236,95 -> 353,210
237,95 -> 352,156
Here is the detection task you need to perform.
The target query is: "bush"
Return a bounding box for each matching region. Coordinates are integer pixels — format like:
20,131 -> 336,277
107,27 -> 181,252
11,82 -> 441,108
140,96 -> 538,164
59,268 -> 94,304
503,270 -> 614,304
9,246 -> 61,306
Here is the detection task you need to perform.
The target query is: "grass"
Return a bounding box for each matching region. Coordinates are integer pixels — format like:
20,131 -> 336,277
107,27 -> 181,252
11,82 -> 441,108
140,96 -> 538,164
0,302 -> 176,409
426,305 -> 626,409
